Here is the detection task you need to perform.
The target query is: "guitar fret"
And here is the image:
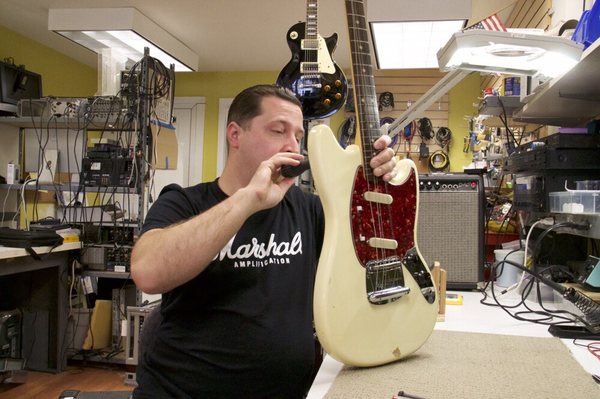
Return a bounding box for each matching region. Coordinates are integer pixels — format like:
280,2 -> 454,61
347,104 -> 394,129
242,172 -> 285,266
306,0 -> 318,39
347,28 -> 369,40
345,0 -> 382,183
354,74 -> 375,86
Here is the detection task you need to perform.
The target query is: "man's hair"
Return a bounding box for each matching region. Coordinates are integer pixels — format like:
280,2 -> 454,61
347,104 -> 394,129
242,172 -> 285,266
227,84 -> 301,128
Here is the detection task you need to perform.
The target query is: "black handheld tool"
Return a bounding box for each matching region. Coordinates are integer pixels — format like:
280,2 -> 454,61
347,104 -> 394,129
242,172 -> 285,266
281,159 -> 310,178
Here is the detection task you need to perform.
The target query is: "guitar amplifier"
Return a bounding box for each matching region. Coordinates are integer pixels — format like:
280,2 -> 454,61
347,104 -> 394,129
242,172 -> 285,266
416,173 -> 485,289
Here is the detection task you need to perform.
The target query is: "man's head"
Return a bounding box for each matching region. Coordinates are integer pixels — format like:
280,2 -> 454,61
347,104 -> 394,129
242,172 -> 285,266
222,85 -> 305,187
227,84 -> 302,128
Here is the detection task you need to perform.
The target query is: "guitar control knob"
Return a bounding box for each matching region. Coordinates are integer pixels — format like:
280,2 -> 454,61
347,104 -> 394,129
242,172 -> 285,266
335,93 -> 342,100
324,85 -> 331,92
323,99 -> 332,106
335,80 -> 342,87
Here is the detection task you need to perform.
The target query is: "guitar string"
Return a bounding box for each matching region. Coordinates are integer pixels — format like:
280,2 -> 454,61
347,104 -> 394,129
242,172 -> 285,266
356,0 -> 401,292
360,0 -> 399,289
307,0 -> 315,73
350,0 -> 382,289
347,0 -> 374,274
349,0 -> 389,291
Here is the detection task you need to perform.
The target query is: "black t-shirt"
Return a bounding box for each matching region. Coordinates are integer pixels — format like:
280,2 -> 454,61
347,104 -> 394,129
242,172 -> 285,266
133,180 -> 324,399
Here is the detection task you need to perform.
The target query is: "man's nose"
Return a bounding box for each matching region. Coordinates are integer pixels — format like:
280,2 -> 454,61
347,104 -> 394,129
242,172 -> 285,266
283,135 -> 300,153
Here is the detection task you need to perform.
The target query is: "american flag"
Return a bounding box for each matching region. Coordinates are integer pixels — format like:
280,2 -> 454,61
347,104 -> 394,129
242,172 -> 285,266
464,14 -> 507,32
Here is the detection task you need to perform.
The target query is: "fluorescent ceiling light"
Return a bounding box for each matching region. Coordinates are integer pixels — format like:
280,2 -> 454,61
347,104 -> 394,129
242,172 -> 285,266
371,20 -> 466,69
437,30 -> 583,79
48,8 -> 198,72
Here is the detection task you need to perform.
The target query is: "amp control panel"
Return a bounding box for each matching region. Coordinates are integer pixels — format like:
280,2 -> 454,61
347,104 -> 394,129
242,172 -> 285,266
419,174 -> 480,192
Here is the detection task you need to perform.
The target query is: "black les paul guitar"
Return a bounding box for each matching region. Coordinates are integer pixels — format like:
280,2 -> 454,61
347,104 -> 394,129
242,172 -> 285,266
276,0 -> 347,120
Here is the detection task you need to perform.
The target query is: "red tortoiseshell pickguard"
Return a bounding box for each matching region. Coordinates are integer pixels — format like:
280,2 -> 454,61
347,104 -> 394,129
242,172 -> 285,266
350,166 -> 417,266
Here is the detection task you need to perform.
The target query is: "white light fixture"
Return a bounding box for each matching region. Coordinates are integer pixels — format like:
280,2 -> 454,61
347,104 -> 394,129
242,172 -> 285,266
371,20 -> 466,69
48,8 -> 198,72
386,29 -> 584,137
438,30 -> 582,79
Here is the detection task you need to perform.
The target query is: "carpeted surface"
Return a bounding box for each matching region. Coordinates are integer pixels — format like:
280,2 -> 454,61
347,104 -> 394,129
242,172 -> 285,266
325,329 -> 600,399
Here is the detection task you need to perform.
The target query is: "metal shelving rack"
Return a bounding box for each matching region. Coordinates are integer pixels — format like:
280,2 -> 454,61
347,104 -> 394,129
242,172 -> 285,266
0,50 -> 175,367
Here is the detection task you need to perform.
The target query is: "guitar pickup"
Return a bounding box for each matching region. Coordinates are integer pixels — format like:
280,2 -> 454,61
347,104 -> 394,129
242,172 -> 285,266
363,191 -> 393,204
301,39 -> 320,50
300,62 -> 320,73
299,34 -> 336,74
367,237 -> 398,250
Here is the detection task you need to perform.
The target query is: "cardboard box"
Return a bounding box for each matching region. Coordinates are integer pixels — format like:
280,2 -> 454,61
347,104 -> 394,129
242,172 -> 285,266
24,190 -> 56,203
150,122 -> 178,170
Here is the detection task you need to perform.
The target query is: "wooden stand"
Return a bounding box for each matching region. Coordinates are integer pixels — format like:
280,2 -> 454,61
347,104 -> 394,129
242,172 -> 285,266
431,261 -> 447,321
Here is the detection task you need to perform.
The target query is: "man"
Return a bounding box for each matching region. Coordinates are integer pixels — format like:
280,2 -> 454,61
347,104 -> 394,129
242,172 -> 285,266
131,84 -> 397,398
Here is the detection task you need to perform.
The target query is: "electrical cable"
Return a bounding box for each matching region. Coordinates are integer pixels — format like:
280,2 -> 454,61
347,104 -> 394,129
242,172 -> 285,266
417,117 -> 433,140
497,96 -> 519,150
435,126 -> 452,147
1,184 -> 13,225
481,268 -> 585,328
495,257 -> 600,332
482,220 -> 598,333
427,149 -> 449,172
9,56 -> 171,361
339,116 -> 356,149
378,91 -> 394,111
402,120 -> 417,156
499,218 -> 546,297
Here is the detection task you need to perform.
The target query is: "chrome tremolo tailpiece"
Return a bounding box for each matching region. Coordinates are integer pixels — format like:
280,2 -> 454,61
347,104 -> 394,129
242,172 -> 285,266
366,256 -> 409,304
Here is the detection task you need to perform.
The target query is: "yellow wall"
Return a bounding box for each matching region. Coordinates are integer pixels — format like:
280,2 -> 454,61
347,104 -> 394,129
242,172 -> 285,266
175,72 -> 348,181
0,25 -> 96,97
448,72 -> 481,172
175,71 -> 276,180
1,24 -> 478,182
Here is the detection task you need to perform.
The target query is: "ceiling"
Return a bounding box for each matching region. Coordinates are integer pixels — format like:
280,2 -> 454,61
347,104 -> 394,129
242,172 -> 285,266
0,0 -> 517,72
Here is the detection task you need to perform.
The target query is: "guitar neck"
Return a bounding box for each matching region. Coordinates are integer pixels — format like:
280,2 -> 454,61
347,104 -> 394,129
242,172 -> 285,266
305,0 -> 319,45
345,0 -> 380,181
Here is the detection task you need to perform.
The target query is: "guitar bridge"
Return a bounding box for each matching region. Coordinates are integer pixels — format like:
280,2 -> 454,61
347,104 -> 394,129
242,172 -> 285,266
365,256 -> 410,304
298,78 -> 322,89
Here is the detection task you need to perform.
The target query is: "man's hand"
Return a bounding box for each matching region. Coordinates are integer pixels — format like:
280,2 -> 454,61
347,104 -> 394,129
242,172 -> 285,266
245,152 -> 304,212
370,135 -> 397,182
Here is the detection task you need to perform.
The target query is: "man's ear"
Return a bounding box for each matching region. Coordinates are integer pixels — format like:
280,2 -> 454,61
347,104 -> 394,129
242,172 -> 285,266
226,121 -> 241,149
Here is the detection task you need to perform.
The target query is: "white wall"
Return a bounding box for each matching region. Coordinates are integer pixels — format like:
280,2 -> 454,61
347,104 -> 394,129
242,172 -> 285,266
551,0 -> 590,30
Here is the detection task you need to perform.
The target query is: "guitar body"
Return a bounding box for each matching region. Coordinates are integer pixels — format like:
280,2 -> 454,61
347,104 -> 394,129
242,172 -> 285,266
309,124 -> 438,367
276,22 -> 347,119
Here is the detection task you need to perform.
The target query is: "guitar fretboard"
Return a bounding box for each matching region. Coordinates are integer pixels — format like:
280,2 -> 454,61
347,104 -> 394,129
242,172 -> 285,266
345,0 -> 381,183
305,0 -> 319,46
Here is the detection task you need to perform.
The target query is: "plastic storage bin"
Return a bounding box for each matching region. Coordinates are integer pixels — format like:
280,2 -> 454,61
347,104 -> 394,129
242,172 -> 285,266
572,1 -> 600,49
549,191 -> 600,214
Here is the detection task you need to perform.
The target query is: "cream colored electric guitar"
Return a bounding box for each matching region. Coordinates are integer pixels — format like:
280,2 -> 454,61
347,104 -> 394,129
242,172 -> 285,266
309,0 -> 438,367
